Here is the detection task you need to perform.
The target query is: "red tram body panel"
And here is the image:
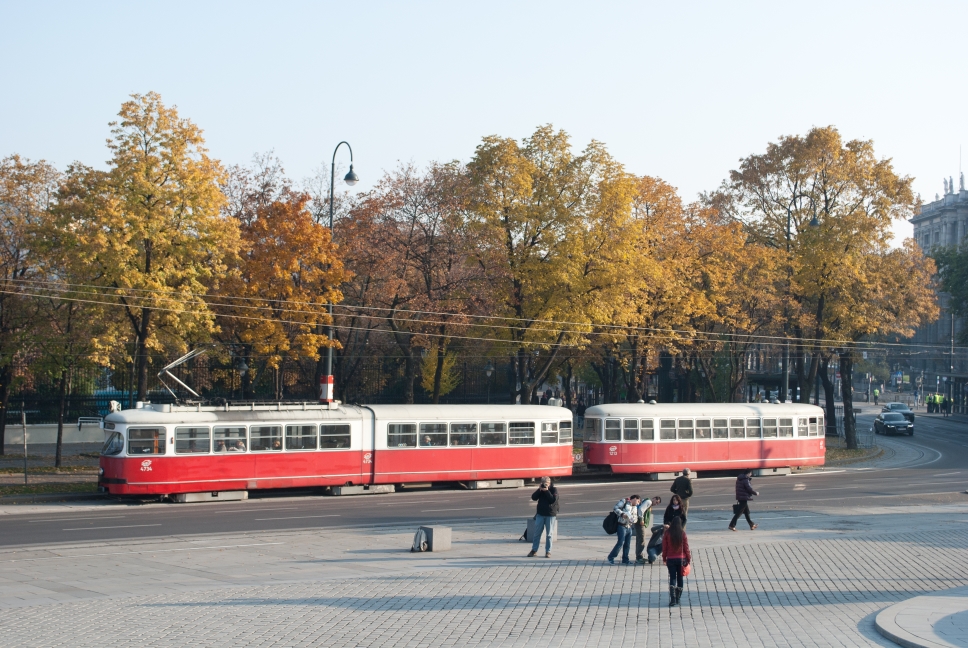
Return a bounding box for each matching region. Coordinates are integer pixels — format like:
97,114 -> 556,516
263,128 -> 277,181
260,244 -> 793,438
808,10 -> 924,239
98,403 -> 574,496
581,403 -> 825,474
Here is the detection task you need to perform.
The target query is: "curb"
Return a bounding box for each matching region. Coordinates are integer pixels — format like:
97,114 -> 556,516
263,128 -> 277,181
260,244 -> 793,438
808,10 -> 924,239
874,589 -> 968,648
0,492 -> 107,505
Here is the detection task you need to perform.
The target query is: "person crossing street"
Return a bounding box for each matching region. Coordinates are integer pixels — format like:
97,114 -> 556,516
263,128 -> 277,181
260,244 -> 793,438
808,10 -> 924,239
670,468 -> 693,517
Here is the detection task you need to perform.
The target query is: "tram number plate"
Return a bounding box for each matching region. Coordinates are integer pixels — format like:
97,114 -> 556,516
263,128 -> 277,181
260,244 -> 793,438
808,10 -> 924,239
363,453 -> 372,464
608,446 -> 618,456
140,459 -> 153,472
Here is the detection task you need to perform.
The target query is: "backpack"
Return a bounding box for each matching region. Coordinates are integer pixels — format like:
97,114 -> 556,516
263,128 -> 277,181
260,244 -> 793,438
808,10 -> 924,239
602,511 -> 619,535
410,527 -> 429,552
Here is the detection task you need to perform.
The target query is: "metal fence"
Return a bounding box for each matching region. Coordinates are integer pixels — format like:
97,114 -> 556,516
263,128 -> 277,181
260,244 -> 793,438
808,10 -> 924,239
833,405 -> 875,449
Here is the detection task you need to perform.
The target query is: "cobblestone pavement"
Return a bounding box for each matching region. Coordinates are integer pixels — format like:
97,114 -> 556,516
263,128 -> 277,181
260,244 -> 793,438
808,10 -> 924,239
0,502 -> 966,647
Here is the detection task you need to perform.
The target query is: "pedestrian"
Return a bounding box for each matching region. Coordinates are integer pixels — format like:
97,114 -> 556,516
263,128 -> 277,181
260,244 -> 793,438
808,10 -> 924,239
944,396 -> 951,417
607,494 -> 639,565
670,468 -> 693,516
873,387 -> 879,405
634,496 -> 662,564
728,469 -> 759,531
576,400 -> 586,430
663,494 -> 687,529
662,517 -> 691,607
527,477 -> 558,558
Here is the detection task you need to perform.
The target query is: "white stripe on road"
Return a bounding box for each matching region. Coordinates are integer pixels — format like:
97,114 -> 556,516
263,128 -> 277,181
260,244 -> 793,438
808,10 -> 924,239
64,524 -> 162,531
254,515 -> 341,521
421,507 -> 495,512
30,516 -> 125,523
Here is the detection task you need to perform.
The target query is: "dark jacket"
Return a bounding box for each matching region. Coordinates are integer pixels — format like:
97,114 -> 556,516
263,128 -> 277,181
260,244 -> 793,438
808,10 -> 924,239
735,474 -> 757,501
532,485 -> 559,516
663,503 -> 686,527
671,475 -> 693,499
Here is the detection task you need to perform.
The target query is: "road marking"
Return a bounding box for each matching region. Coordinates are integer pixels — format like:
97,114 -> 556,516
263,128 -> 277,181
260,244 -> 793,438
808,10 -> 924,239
934,471 -> 962,477
254,515 -> 341,521
64,524 -> 162,531
421,507 -> 495,512
29,516 -> 125,523
0,542 -> 285,563
214,507 -> 298,514
793,484 -> 806,491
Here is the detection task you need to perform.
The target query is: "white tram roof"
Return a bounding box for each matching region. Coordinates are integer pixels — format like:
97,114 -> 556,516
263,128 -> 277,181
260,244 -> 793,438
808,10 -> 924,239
104,402 -> 572,426
584,402 -> 824,417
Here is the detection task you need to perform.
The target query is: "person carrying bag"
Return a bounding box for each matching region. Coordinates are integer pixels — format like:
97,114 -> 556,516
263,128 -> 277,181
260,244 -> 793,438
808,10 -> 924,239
662,517 -> 691,607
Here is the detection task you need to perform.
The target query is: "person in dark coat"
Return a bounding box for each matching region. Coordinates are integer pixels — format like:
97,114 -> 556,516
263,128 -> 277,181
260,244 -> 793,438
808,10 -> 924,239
528,477 -> 559,557
670,468 -> 693,515
728,469 -> 759,531
663,494 -> 687,529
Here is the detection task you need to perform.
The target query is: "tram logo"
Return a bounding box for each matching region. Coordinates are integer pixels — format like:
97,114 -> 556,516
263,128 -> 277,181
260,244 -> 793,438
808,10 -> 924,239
608,445 -> 618,456
363,452 -> 372,464
140,459 -> 153,472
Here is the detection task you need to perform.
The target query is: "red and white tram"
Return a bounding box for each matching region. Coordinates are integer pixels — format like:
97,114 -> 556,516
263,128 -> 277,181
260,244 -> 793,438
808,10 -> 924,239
98,402 -> 575,497
582,402 -> 825,477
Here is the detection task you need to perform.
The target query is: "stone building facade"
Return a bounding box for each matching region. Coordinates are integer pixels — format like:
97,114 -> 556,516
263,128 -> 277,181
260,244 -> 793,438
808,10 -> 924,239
908,175 -> 967,411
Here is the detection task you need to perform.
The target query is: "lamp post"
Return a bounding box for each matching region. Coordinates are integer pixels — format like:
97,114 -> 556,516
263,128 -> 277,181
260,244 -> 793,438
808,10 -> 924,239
485,361 -> 494,404
321,142 -> 359,403
782,214 -> 820,403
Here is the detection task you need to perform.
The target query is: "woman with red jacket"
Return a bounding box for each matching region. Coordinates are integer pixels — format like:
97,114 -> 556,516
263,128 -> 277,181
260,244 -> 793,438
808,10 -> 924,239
661,516 -> 691,607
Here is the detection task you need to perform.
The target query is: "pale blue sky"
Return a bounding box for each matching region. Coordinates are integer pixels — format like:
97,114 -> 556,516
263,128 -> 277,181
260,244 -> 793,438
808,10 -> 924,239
2,1 -> 965,241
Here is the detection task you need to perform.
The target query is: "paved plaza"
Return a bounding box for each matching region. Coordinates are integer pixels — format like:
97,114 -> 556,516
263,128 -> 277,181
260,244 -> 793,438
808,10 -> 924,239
0,493 -> 967,647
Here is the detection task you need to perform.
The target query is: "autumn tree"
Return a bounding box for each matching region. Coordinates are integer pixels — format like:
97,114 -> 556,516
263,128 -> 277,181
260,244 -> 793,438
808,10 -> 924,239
715,126 -> 939,445
467,126 -> 637,404
215,191 -> 345,400
59,93 -> 240,400
0,156 -> 60,452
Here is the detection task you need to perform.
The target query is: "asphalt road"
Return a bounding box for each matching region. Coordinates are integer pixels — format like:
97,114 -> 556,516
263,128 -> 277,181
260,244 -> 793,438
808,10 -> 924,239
1,410 -> 966,549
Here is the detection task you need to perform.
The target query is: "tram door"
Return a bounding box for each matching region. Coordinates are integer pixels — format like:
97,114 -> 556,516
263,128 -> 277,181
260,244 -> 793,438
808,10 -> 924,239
360,409 -> 376,485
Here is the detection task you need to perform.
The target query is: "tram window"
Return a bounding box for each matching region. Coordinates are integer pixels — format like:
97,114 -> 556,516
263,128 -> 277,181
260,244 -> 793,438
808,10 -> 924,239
640,419 -> 655,441
450,422 -> 478,446
798,418 -> 809,437
251,425 -> 282,451
659,419 -> 676,440
695,419 -> 711,440
286,425 -> 317,450
808,417 -> 819,436
729,419 -> 745,439
320,424 -> 351,448
746,419 -> 762,438
541,422 -> 558,444
175,427 -> 210,454
214,426 -> 247,452
101,431 -> 124,456
713,419 -> 728,439
778,418 -> 794,437
623,419 -> 638,441
509,422 -> 536,445
480,422 -> 507,445
604,419 -> 621,441
677,420 -> 694,440
388,423 -> 417,448
419,423 -> 448,447
818,415 -> 825,435
558,421 -> 572,443
127,428 -> 166,455
587,418 -> 602,442
762,418 -> 778,438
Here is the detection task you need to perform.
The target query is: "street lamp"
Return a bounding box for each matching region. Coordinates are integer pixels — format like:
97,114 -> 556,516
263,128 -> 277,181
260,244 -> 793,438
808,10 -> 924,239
484,361 -> 494,404
321,141 -> 359,403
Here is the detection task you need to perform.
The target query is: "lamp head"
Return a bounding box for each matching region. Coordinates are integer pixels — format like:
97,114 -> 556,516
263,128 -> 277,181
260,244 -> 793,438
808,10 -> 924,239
344,165 -> 359,187
809,216 -> 820,227
485,361 -> 494,377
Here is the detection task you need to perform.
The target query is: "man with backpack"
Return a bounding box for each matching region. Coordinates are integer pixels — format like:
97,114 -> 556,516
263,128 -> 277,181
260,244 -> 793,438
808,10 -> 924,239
670,468 -> 693,516
528,477 -> 558,558
607,495 -> 640,565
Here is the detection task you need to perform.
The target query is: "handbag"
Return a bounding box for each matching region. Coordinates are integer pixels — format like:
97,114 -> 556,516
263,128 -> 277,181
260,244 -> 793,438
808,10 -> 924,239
732,502 -> 742,515
682,563 -> 692,577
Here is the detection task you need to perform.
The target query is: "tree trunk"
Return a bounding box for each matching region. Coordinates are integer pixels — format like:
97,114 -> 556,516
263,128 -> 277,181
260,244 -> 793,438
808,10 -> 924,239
0,364 -> 11,456
136,327 -> 149,401
819,354 -> 838,436
55,369 -> 67,468
839,350 -> 857,449
403,352 -> 416,404
432,344 -> 445,404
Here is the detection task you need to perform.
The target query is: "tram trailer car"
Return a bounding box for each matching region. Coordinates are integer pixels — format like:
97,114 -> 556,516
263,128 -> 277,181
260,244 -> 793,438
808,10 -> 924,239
98,402 -> 575,498
582,403 -> 825,478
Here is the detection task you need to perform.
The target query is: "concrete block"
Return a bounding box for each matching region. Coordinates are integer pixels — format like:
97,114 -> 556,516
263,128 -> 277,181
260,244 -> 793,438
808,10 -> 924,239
646,472 -> 679,481
172,491 -> 248,503
419,525 -> 451,552
752,467 -> 791,476
330,484 -> 395,496
466,479 -> 524,490
525,516 -> 557,543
